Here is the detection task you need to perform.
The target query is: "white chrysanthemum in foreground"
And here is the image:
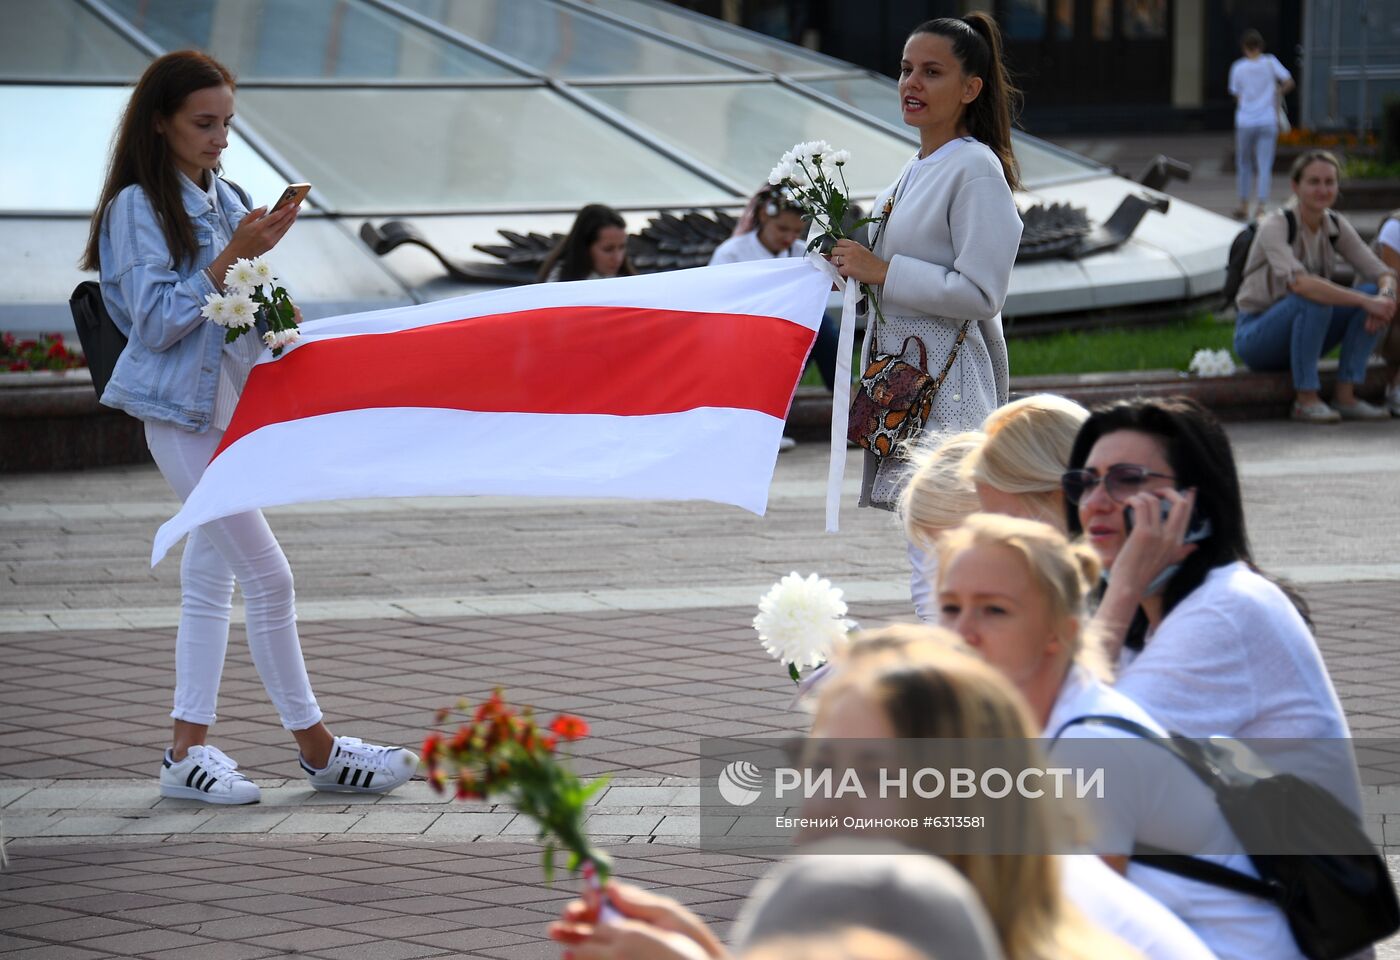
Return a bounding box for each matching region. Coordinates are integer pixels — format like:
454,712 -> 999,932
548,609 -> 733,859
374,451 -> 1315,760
224,258 -> 258,293
200,293 -> 231,325
249,257 -> 276,286
224,293 -> 257,328
828,149 -> 851,166
753,572 -> 856,670
1188,348 -> 1236,378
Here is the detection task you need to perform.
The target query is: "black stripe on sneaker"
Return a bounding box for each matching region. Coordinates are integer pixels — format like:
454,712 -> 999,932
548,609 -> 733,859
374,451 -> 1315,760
350,770 -> 362,787
194,772 -> 208,790
202,776 -> 215,793
338,766 -> 350,785
186,765 -> 201,787
362,772 -> 374,789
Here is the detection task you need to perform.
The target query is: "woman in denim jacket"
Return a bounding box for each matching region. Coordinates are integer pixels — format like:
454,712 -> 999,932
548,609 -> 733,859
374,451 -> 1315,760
82,51 -> 416,805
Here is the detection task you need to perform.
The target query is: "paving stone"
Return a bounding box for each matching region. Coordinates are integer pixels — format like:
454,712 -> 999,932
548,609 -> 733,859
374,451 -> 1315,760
269,813 -> 365,835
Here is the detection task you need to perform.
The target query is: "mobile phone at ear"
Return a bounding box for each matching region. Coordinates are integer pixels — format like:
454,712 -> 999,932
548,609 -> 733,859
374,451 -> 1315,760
270,183 -> 311,213
1124,498 -> 1212,543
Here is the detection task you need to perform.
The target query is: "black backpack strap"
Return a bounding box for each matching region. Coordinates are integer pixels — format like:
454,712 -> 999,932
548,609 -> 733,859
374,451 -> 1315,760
1284,208 -> 1297,245
219,176 -> 253,211
1050,713 -> 1162,743
1131,844 -> 1284,903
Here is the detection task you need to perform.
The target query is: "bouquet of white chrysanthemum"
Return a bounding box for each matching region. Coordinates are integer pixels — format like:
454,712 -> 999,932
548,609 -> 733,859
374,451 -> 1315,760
768,141 -> 883,325
201,256 -> 300,357
754,572 -> 857,684
1188,348 -> 1236,378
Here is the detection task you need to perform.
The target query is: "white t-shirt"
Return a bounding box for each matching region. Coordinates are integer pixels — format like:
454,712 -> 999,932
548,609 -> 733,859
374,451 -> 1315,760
1229,54 -> 1291,128
1047,664 -> 1303,960
1061,855 -> 1217,960
1376,217 -> 1400,255
1113,563 -> 1359,808
708,230 -> 805,266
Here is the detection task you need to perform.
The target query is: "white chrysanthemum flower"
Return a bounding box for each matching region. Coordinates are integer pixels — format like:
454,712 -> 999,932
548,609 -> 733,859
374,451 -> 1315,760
200,293 -> 231,326
225,293 -> 257,329
224,258 -> 258,294
828,149 -> 851,166
279,327 -> 301,348
262,329 -> 279,348
249,257 -> 275,286
768,160 -> 793,186
1188,348 -> 1237,378
753,572 -> 856,669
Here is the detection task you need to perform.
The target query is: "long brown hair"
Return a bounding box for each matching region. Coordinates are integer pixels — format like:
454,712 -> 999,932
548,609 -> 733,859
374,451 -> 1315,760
537,203 -> 635,282
82,50 -> 236,272
910,14 -> 1022,190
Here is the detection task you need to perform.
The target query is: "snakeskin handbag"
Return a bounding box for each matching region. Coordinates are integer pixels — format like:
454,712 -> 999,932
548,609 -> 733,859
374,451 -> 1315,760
847,320 -> 971,459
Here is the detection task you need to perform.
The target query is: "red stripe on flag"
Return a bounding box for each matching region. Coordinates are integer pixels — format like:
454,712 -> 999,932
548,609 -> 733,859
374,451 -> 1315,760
216,305 -> 814,459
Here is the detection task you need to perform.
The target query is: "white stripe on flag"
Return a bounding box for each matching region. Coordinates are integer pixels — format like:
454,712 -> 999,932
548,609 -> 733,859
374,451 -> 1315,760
152,406 -> 786,565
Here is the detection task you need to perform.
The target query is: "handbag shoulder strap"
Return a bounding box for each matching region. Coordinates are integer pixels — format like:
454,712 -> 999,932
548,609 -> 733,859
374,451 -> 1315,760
926,319 -> 972,392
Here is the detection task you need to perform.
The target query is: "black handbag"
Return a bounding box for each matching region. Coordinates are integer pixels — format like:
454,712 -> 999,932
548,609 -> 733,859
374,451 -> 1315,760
69,280 -> 126,402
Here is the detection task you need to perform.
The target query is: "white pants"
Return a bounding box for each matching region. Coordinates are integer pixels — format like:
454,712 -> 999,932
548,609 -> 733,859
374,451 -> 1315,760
145,420 -> 322,731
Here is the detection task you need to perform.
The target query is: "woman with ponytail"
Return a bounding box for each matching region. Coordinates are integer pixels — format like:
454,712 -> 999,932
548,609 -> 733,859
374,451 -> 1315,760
830,15 -> 1024,607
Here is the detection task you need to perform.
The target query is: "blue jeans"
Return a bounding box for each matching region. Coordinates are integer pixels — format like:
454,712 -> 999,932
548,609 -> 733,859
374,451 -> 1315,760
1235,124 -> 1276,202
1234,284 -> 1381,392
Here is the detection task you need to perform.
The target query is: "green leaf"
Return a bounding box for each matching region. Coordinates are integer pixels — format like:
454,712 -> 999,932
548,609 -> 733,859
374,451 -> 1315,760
541,842 -> 556,885
224,328 -> 240,344
788,662 -> 802,684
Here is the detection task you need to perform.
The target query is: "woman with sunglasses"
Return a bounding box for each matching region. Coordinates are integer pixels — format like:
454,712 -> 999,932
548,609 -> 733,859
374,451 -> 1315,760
1061,398 -> 1357,765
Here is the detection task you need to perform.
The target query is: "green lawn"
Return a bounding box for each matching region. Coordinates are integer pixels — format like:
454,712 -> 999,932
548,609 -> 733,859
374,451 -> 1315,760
1008,312 -> 1238,377
799,312 -> 1245,385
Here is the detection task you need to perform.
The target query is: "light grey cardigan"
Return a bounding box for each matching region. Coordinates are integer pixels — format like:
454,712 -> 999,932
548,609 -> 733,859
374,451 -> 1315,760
859,139 -> 1022,507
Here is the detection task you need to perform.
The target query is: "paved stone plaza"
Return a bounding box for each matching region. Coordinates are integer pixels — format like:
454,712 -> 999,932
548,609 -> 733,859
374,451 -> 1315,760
3,420 -> 1400,958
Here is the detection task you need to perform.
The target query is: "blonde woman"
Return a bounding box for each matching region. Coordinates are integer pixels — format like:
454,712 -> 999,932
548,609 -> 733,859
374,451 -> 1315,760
551,623 -> 1140,960
965,394 -> 1088,528
936,514 -> 1294,960
898,431 -> 984,619
807,627 -> 1149,960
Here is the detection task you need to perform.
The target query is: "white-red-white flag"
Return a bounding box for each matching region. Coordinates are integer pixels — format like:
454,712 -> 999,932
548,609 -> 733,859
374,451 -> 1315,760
151,258 -> 829,565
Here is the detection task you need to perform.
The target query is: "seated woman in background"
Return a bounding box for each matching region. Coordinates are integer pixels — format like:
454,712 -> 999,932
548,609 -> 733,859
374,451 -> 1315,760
709,184 -> 807,265
709,184 -> 839,394
539,203 -> 635,282
1232,150 -> 1397,422
936,513 -> 1291,959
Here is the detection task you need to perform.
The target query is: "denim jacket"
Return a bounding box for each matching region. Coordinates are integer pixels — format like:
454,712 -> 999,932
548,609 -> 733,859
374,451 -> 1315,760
99,176 -> 249,431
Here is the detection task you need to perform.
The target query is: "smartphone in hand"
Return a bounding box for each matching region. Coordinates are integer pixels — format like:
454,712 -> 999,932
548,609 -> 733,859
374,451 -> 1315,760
270,183 -> 311,213
1124,497 -> 1212,543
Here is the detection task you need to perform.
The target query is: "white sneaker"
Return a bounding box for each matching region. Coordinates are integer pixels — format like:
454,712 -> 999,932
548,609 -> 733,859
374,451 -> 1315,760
301,736 -> 418,794
159,745 -> 261,804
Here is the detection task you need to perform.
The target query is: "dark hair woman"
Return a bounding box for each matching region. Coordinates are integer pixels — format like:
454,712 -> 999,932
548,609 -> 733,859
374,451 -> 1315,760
1061,398 -> 1359,795
1232,150 -> 1397,421
827,13 -> 1024,615
538,203 -> 635,282
87,50 -> 416,807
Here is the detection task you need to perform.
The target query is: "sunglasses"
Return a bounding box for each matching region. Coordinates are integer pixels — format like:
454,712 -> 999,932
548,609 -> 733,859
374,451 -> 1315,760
1060,465 -> 1176,505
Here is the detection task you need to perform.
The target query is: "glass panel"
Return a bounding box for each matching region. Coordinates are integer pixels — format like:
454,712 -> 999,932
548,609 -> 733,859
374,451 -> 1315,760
0,86 -> 286,213
585,82 -> 914,195
398,0 -> 740,78
1004,0 -> 1047,42
0,0 -> 149,80
801,76 -> 1103,188
1093,0 -> 1113,40
1122,0 -> 1168,39
101,0 -> 517,80
573,0 -> 836,74
236,88 -> 731,211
